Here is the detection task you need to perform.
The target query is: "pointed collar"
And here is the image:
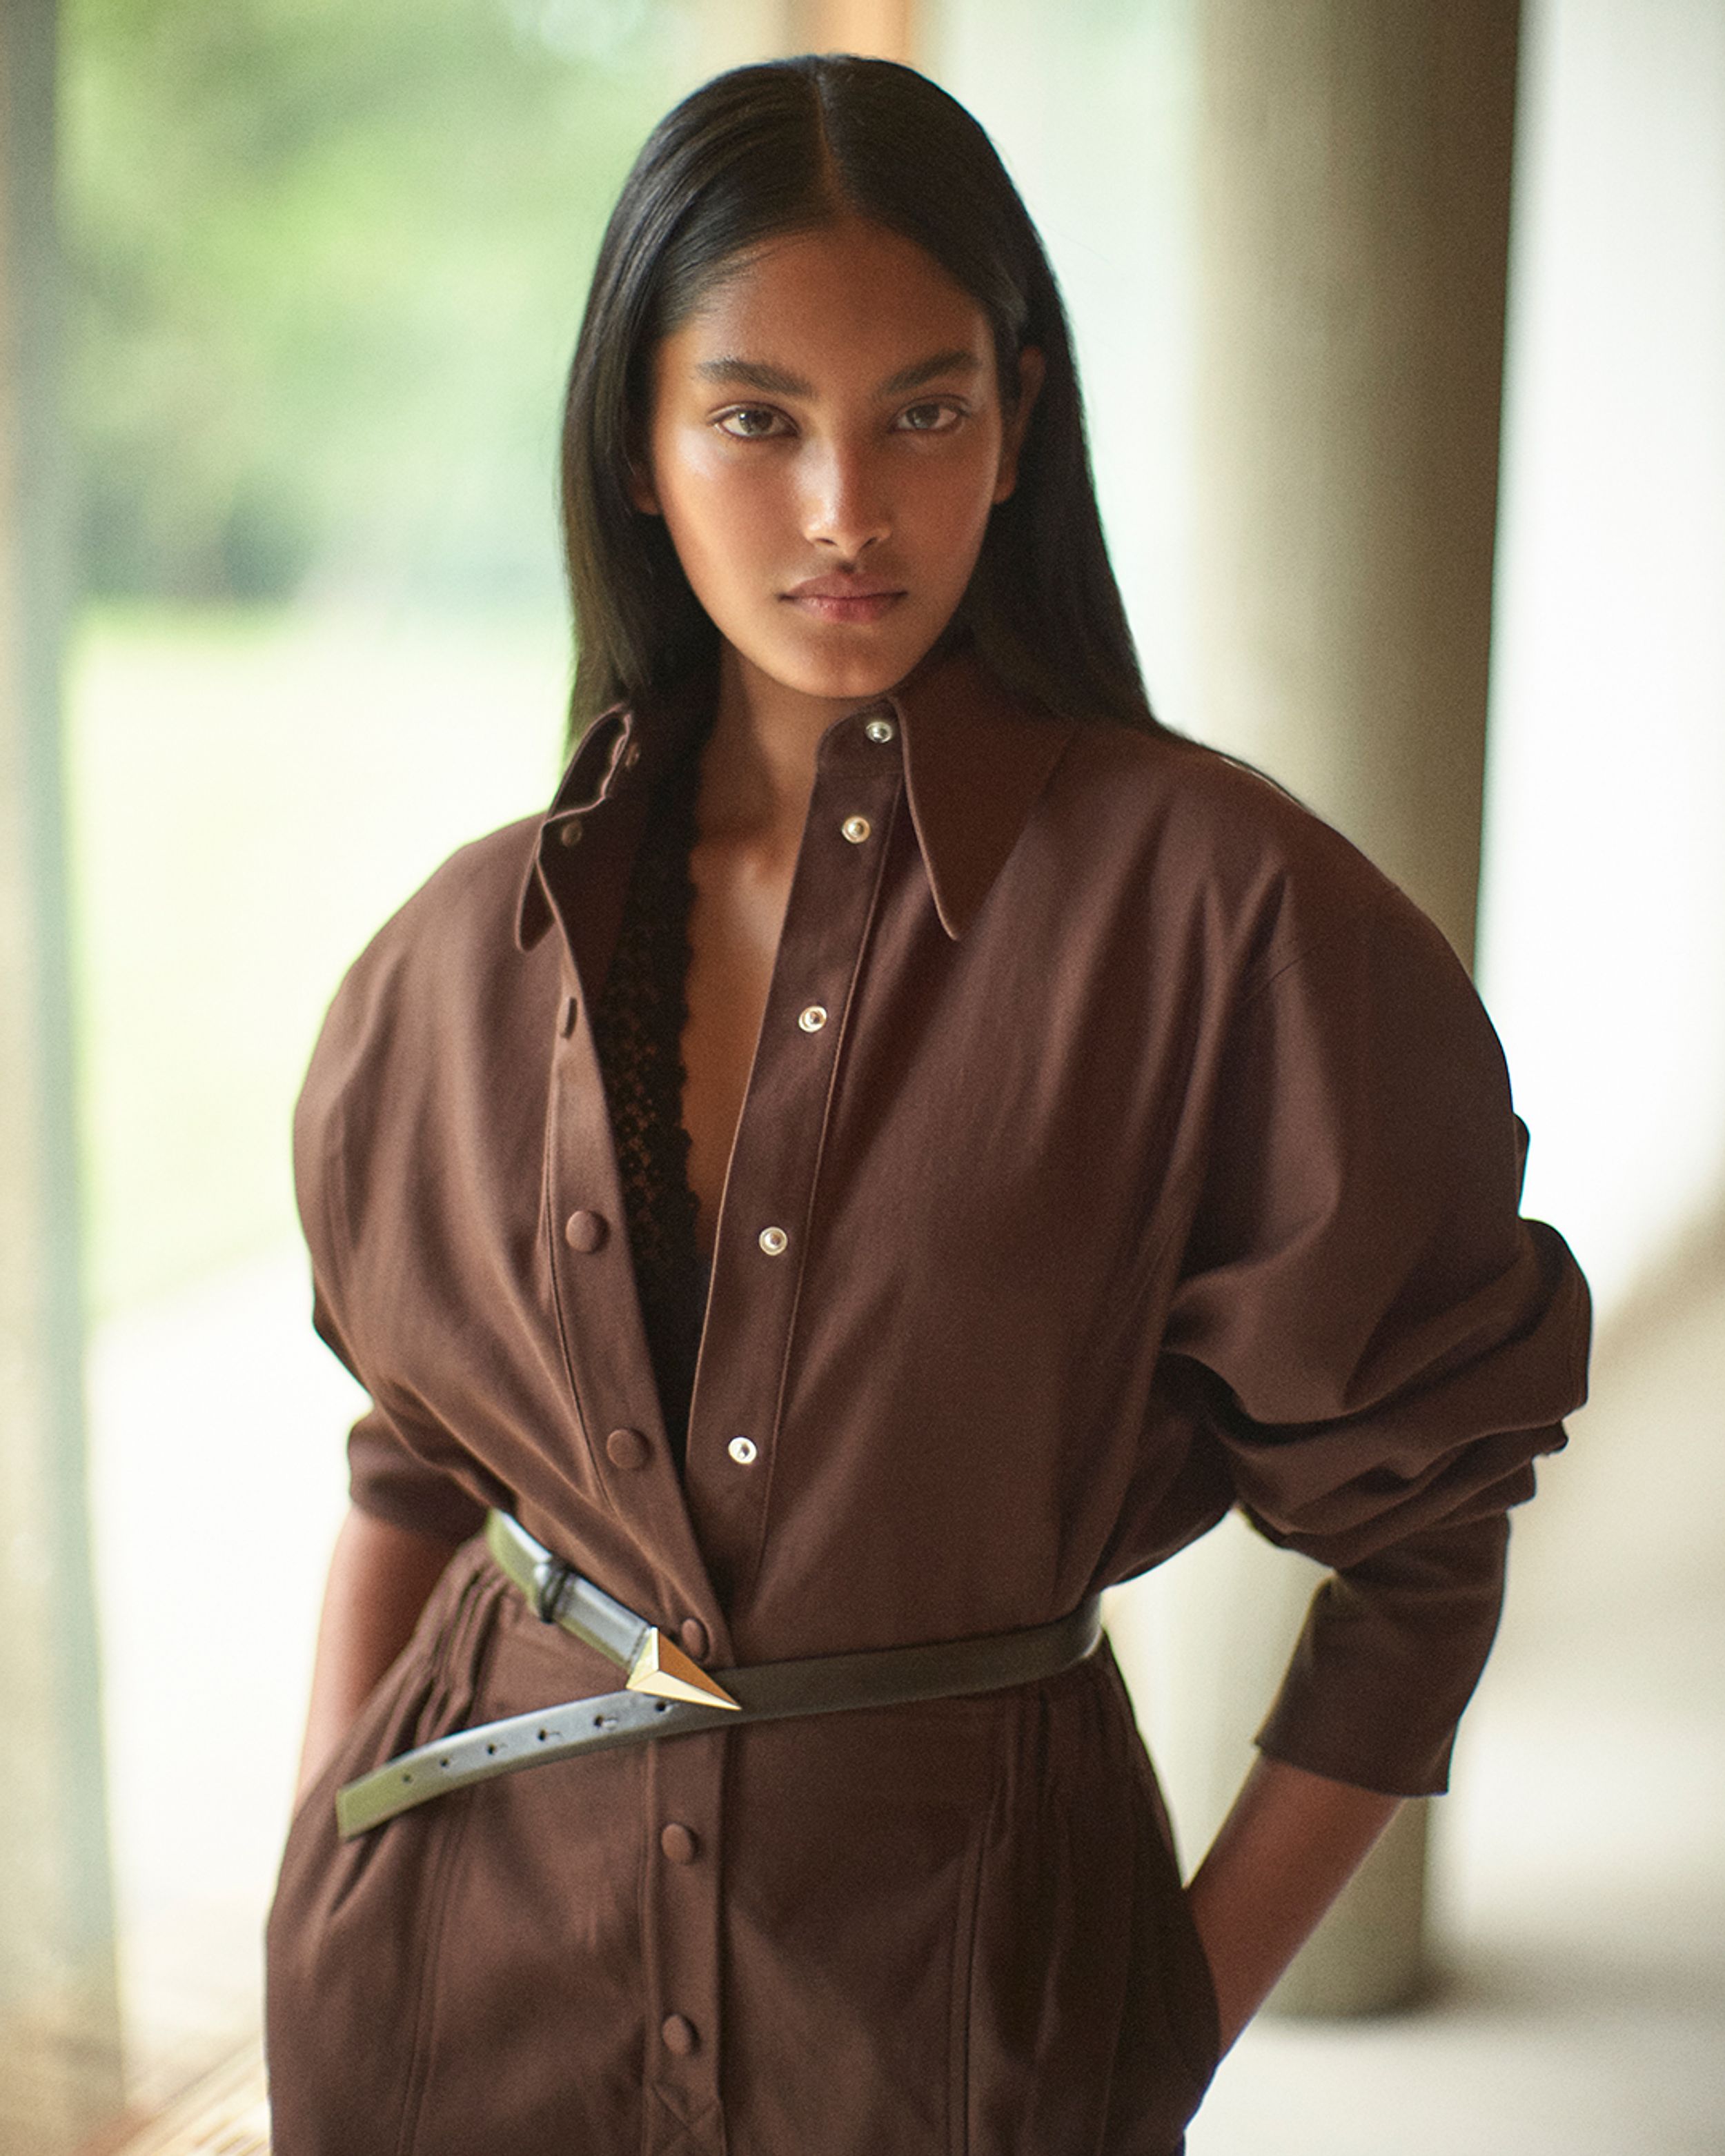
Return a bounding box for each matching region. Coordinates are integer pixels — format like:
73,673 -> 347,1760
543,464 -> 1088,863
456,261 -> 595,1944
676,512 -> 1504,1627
517,643 -> 1076,951
515,675 -> 710,951
889,643 -> 1076,938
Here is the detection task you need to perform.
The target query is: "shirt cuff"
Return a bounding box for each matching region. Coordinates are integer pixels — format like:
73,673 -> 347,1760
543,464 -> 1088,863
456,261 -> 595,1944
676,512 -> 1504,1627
1251,1510 -> 1514,1797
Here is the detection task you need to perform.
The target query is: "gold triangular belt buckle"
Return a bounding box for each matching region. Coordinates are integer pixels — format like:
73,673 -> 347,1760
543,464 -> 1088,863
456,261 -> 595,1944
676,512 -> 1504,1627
626,1628 -> 740,1710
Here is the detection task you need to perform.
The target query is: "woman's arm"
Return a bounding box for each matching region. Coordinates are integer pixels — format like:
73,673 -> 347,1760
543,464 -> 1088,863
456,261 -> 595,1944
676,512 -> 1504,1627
1184,1754 -> 1401,2056
295,1503 -> 464,1803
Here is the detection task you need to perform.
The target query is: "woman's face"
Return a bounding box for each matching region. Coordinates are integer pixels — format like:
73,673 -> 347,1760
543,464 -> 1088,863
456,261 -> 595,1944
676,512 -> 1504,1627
632,216 -> 1040,713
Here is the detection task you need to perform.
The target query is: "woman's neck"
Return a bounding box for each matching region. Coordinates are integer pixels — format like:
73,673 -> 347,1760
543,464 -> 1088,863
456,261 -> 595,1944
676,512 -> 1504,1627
698,640 -> 878,850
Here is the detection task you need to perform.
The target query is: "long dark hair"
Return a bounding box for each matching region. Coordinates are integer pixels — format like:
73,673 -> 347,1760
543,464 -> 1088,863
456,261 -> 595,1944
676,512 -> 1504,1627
560,54 -> 1161,739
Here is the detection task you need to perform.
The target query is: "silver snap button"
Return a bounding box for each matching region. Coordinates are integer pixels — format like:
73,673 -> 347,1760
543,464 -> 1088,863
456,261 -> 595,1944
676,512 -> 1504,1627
864,716 -> 896,744
727,1435 -> 758,1465
842,815 -> 871,844
798,1005 -> 828,1033
758,1226 -> 789,1256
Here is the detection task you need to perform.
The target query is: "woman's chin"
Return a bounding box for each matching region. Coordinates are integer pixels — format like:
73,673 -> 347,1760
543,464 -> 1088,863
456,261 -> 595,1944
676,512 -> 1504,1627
730,622 -> 945,711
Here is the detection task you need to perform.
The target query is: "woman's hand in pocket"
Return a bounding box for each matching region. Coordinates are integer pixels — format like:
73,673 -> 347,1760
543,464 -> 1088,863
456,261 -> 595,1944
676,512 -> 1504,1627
1183,1754 -> 1401,2056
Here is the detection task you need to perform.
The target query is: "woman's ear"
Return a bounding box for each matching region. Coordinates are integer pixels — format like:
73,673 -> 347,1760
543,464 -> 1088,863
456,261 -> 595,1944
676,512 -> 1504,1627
992,346 -> 1045,506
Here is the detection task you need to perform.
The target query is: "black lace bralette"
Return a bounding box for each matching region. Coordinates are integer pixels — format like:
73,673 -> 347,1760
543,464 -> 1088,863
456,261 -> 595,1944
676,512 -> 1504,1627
589,722 -> 712,1476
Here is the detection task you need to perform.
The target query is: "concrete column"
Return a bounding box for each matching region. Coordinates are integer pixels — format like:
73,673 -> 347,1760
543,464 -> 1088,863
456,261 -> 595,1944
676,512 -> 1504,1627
0,0 -> 124,2141
1193,0 -> 1519,963
1182,0 -> 1521,2012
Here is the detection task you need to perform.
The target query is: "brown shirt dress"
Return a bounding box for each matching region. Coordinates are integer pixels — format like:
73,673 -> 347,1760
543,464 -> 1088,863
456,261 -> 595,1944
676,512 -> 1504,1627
265,643 -> 1590,2156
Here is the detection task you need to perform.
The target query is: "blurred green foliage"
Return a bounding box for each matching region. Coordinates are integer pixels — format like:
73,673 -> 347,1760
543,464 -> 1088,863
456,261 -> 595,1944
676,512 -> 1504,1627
68,605 -> 569,1312
61,0 -> 690,603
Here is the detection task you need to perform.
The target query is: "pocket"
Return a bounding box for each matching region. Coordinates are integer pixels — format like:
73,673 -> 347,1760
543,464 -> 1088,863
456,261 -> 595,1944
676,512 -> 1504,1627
947,1743 -> 995,2156
1110,1688 -> 1221,2093
960,1660 -> 1170,2155
396,1596 -> 654,2150
265,1541 -> 504,2155
1098,1656 -> 1225,2148
1158,1849 -> 1223,2093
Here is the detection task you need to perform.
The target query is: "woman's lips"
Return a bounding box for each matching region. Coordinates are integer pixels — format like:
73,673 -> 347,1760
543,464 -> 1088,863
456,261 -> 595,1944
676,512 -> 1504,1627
782,576 -> 906,625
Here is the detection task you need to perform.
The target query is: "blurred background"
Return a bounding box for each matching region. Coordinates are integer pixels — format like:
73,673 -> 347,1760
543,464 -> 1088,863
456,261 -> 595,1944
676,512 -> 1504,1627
1,0 -> 1720,2150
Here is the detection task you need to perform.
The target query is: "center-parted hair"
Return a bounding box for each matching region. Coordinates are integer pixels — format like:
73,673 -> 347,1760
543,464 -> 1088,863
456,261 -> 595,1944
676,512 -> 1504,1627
560,54 -> 1160,739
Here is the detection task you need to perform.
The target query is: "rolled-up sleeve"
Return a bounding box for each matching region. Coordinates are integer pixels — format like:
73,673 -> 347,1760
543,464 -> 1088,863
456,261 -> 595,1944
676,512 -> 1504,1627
1163,883 -> 1591,1794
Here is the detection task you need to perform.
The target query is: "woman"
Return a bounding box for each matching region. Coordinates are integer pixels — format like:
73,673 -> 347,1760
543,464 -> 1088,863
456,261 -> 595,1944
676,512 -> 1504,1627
266,54 -> 1589,2156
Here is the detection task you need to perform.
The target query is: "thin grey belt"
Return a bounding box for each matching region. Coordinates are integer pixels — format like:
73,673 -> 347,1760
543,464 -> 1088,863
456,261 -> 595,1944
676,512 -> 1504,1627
336,1511 -> 1103,1839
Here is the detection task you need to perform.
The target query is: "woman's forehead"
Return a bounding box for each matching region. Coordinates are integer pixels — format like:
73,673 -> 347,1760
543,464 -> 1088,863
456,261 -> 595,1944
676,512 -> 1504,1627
659,220 -> 994,388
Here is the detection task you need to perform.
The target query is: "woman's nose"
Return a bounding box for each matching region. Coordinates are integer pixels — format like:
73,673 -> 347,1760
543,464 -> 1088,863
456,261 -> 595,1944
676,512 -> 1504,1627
800,439 -> 891,555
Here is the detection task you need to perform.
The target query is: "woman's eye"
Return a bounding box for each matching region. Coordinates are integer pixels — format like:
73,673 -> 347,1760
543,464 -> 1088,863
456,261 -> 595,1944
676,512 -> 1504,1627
897,401 -> 963,434
716,406 -> 786,439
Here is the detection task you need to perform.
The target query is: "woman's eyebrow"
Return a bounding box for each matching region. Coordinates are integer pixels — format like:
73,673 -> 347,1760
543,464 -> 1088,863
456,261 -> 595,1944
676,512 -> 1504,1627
694,357 -> 811,394
691,350 -> 985,397
877,348 -> 983,395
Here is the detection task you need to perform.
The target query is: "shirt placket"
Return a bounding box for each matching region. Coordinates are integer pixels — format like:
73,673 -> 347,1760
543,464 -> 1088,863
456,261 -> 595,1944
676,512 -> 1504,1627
684,704 -> 904,1606
638,705 -> 904,2154
533,715 -> 731,1651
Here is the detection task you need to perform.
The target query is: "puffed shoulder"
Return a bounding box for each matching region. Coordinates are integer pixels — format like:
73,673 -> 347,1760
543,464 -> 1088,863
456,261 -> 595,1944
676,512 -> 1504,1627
1142,804 -> 1590,1790
1167,853 -> 1585,1480
293,814 -> 549,1545
293,811 -> 544,1283
1039,722 -> 1423,1007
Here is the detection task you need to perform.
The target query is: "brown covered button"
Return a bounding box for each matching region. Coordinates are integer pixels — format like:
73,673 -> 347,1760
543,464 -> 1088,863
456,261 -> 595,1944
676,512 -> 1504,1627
679,1618 -> 710,1662
563,1209 -> 607,1253
605,1427 -> 649,1471
660,1823 -> 699,1865
661,2014 -> 698,2058
558,819 -> 583,848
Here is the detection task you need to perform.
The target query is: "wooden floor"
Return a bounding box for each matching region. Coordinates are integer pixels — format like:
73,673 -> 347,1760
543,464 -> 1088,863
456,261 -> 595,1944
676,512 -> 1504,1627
97,2044 -> 268,2156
